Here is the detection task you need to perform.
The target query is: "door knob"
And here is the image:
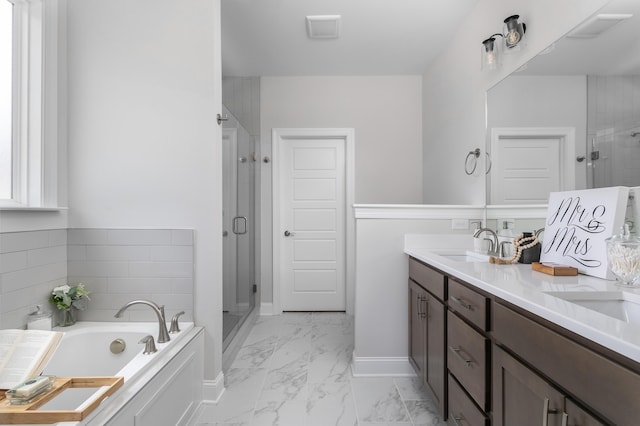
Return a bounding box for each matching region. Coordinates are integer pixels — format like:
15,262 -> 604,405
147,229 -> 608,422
284,230 -> 296,237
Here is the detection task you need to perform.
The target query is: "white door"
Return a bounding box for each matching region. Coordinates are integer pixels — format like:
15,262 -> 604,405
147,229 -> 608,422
490,127 -> 576,205
277,136 -> 346,311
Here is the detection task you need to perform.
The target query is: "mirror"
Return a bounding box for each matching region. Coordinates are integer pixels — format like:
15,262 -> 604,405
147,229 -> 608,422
486,0 -> 640,206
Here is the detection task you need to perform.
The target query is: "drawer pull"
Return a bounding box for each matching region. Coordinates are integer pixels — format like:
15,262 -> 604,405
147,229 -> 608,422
451,295 -> 473,310
416,295 -> 427,319
450,413 -> 465,426
449,346 -> 473,367
542,397 -> 559,426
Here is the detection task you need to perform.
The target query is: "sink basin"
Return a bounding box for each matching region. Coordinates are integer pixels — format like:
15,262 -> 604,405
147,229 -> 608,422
546,291 -> 640,326
436,250 -> 490,263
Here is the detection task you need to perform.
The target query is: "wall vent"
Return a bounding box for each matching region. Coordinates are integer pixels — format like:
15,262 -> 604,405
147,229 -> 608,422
567,13 -> 632,39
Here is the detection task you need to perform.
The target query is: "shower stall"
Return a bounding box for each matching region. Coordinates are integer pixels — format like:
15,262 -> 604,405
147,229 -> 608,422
222,108 -> 257,350
588,125 -> 640,189
587,75 -> 640,189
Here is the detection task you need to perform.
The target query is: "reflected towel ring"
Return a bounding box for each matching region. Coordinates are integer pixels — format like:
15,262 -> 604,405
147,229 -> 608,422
485,151 -> 492,175
465,148 -> 481,175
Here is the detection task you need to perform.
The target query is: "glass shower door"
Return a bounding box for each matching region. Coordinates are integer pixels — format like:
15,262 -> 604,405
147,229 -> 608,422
222,124 -> 256,350
589,127 -> 640,188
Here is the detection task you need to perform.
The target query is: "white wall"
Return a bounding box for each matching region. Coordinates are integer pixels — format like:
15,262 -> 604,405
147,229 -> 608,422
260,76 -> 423,306
422,0 -> 609,204
65,0 -> 222,382
488,75 -> 588,190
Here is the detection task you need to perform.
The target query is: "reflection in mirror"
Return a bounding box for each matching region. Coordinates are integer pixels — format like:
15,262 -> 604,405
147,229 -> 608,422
486,0 -> 640,206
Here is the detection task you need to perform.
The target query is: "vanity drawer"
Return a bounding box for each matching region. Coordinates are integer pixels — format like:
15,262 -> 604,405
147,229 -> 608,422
448,373 -> 488,426
448,279 -> 488,331
447,310 -> 488,410
409,257 -> 445,300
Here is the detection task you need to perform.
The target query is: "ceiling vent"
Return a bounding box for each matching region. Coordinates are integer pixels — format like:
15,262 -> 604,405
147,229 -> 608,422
305,15 -> 341,39
566,13 -> 632,38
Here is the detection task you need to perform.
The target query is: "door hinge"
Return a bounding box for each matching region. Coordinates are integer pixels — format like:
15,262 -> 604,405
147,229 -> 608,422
253,284 -> 257,293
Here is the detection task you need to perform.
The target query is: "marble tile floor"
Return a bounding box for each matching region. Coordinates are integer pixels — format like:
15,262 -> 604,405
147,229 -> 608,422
194,312 -> 446,426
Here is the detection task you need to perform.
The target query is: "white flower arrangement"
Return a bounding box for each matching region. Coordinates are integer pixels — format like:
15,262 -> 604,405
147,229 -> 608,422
49,283 -> 90,311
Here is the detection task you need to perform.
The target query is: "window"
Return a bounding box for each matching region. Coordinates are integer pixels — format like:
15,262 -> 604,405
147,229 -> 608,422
0,0 -> 12,200
0,0 -> 62,209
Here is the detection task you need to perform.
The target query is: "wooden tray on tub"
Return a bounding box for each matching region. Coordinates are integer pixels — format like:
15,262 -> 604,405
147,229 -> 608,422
0,376 -> 124,424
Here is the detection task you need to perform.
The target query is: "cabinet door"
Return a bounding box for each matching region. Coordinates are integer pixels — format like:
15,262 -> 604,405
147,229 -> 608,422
409,280 -> 427,378
565,399 -> 606,426
493,345 -> 564,426
426,295 -> 446,416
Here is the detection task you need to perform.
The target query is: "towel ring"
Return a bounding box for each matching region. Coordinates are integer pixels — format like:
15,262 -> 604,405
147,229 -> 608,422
465,148 -> 481,175
485,151 -> 492,175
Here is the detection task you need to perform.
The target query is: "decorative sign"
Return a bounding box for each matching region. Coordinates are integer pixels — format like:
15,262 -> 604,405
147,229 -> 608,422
540,187 -> 630,279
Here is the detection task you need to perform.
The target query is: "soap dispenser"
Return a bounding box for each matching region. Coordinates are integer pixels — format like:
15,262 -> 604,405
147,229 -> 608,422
471,220 -> 485,252
27,305 -> 52,331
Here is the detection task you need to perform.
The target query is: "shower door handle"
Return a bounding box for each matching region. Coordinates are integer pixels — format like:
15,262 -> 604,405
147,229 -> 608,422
232,216 -> 247,235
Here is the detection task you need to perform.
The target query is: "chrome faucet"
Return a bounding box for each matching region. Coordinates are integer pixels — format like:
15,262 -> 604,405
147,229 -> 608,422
473,227 -> 499,255
115,300 -> 171,343
499,240 -> 513,258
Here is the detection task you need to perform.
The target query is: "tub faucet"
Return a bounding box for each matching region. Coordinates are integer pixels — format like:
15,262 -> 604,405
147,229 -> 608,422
473,227 -> 498,255
115,300 -> 171,343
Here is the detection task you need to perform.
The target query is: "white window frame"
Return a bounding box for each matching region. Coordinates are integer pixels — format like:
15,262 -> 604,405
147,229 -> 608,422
1,0 -> 62,209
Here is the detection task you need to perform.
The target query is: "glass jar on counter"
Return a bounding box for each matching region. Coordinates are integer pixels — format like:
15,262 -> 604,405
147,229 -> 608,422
606,224 -> 640,287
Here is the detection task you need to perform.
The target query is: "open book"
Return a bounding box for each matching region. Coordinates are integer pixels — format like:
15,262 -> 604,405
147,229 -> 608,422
0,330 -> 63,390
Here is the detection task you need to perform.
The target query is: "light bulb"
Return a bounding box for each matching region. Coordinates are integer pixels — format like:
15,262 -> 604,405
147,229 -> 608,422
506,29 -> 520,46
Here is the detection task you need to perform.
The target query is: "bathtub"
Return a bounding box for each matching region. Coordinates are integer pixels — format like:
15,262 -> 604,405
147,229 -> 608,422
32,321 -> 203,425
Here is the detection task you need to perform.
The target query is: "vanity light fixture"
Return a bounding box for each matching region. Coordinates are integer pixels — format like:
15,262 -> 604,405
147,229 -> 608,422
481,34 -> 502,70
503,15 -> 526,48
481,14 -> 526,70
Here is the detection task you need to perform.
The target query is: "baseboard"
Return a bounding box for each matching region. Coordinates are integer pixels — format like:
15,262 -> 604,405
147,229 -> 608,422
350,351 -> 417,377
260,302 -> 274,315
202,371 -> 225,403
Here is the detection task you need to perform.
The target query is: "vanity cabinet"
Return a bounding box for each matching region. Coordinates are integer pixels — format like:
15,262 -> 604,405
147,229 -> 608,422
492,300 -> 639,425
408,256 -> 640,425
408,258 -> 447,417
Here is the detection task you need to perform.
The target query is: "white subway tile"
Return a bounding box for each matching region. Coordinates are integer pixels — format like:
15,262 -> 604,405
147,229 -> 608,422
48,230 -> 67,247
107,277 -> 174,294
128,262 -> 193,278
2,263 -> 67,292
107,229 -> 172,245
0,231 -> 50,253
171,278 -> 194,294
0,251 -> 28,273
28,245 -> 67,268
67,245 -> 87,261
85,245 -> 151,261
68,229 -> 108,245
150,246 -> 193,262
171,230 -> 194,245
68,260 -> 129,277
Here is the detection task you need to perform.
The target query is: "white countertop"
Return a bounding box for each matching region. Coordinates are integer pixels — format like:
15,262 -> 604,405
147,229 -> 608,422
405,246 -> 640,365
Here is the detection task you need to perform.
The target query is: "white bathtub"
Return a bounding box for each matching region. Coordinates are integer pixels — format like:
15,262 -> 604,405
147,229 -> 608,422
33,321 -> 203,425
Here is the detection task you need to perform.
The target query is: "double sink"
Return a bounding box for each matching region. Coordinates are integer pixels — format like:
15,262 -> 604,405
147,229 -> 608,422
435,250 -> 640,328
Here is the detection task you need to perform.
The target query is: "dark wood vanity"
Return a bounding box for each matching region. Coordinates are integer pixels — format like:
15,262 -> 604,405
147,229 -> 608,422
408,256 -> 640,426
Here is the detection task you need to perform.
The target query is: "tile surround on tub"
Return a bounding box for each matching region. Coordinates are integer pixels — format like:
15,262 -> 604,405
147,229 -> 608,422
0,229 -> 68,329
0,228 -> 194,329
67,228 -> 195,323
